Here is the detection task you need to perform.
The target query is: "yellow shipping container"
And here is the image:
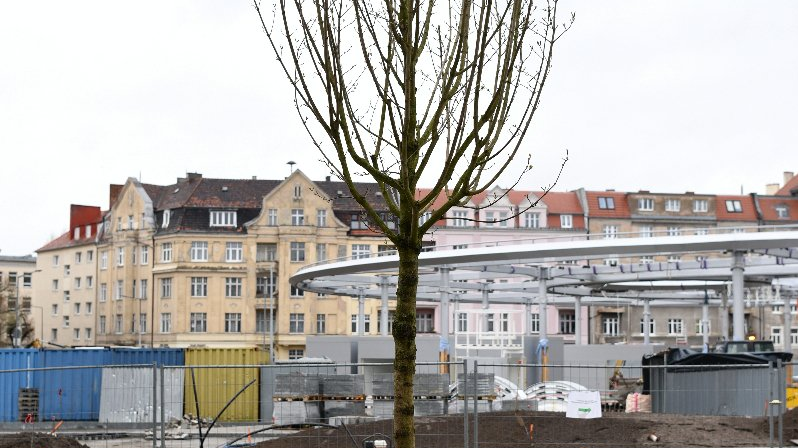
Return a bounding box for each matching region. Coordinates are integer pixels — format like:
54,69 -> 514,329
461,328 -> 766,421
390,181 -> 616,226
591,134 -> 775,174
184,348 -> 268,422
787,387 -> 798,410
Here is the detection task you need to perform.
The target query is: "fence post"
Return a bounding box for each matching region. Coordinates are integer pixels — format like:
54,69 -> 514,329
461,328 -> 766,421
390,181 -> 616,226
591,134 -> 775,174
152,362 -> 157,448
463,358 -> 468,448
160,365 -> 166,448
473,360 -> 479,448
769,361 -> 774,448
778,359 -> 784,448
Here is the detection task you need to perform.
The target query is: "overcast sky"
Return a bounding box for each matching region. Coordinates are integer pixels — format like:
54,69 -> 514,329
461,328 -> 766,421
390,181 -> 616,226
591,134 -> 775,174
1,1 -> 796,256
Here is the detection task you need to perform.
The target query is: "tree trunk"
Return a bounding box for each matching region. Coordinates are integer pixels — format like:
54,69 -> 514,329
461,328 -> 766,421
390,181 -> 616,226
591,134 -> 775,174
393,244 -> 420,448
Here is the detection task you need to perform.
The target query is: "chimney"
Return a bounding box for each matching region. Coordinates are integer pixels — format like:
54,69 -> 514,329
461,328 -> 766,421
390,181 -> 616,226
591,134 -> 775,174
252,176 -> 257,180
109,184 -> 124,208
784,171 -> 795,186
187,172 -> 203,181
766,183 -> 780,195
326,176 -> 331,182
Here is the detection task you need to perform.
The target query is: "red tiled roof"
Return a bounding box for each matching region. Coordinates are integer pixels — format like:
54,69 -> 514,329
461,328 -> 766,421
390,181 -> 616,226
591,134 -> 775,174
585,191 -> 630,218
777,173 -> 798,196
36,231 -> 95,253
758,196 -> 798,221
539,191 -> 583,214
716,195 -> 758,221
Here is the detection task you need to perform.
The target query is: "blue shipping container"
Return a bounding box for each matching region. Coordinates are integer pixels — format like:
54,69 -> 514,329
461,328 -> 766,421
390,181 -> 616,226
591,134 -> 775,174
109,348 -> 184,367
34,348 -> 111,421
0,349 -> 40,422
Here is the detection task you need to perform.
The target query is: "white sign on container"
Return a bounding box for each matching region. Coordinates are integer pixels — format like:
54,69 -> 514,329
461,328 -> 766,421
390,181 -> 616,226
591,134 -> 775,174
565,390 -> 601,419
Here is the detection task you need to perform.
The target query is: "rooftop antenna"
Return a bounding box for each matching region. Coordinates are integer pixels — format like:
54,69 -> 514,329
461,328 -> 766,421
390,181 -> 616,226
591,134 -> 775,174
287,161 -> 296,175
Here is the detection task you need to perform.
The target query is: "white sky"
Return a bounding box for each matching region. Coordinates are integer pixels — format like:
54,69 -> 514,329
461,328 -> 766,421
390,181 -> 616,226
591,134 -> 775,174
1,1 -> 796,256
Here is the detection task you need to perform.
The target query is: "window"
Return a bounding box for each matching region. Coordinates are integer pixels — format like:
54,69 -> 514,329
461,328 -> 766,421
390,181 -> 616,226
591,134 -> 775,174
191,241 -> 208,261
695,228 -> 708,236
268,209 -> 278,226
290,242 -> 305,262
486,314 -> 495,332
695,319 -> 711,335
161,313 -> 172,333
771,327 -> 783,347
316,243 -> 327,262
559,310 -> 575,334
115,280 -> 123,299
350,214 -> 368,230
316,314 -> 326,334
560,214 -> 573,229
86,302 -> 92,314
352,244 -> 371,259
416,310 -> 434,333
640,256 -> 654,264
603,225 -> 618,239
316,209 -> 327,227
419,212 -> 432,225
293,184 -> 302,198
598,197 -> 615,209
63,316 -> 70,327
638,198 -> 654,211
604,257 -> 619,267
777,206 -> 789,219
256,243 -> 277,262
226,242 -> 243,262
52,279 -> 59,290
602,316 -> 619,335
85,225 -> 91,238
225,313 -> 242,332
114,314 -> 123,334
291,209 -> 305,226
131,246 -> 137,264
191,277 -> 208,297
290,284 -> 304,298
100,251 -> 108,269
666,226 -> 681,236
51,304 -> 58,315
210,210 -> 237,227
64,264 -> 71,276
116,248 -> 125,266
87,250 -> 94,262
162,210 -> 171,228
51,329 -> 58,341
131,313 -> 136,333
132,279 -> 137,298
127,215 -> 134,230
74,303 -> 81,315
100,283 -> 107,302
693,199 -> 708,213
457,313 -> 468,332
161,278 -> 172,298
351,314 -> 372,334
225,278 -> 243,297
665,199 -> 681,212
161,243 -> 172,262
484,211 -> 495,226
86,276 -> 93,288
140,246 -> 149,265
190,313 -> 207,332
725,200 -> 743,213
667,255 -> 681,263
139,279 -> 148,299
377,310 -> 395,333
499,313 -> 510,332
73,328 -> 80,340
139,314 -> 147,334
529,313 -> 540,333
75,252 -> 82,263
63,290 -> 70,302
116,217 -> 122,231
451,210 -> 468,227
452,244 -> 468,250
256,272 -> 277,297
523,212 -> 540,228
289,313 -> 305,333
640,318 -> 655,334
639,225 -> 653,238
667,318 -> 684,335
53,255 -> 60,266
256,309 -> 274,333
289,349 -> 304,360
99,316 -> 106,335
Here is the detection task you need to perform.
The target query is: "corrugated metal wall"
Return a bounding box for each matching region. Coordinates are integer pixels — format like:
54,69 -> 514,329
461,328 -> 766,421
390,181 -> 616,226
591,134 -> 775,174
98,367 -> 185,423
35,349 -> 111,421
0,349 -> 39,422
184,348 -> 267,422
109,348 -> 185,367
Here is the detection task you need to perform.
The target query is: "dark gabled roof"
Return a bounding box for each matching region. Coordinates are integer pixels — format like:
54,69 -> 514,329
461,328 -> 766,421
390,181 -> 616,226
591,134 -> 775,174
316,180 -> 392,211
0,255 -> 36,263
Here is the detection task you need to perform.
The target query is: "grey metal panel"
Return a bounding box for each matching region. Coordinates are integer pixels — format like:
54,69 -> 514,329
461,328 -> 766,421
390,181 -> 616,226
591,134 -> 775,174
98,367 -> 183,423
320,375 -> 364,397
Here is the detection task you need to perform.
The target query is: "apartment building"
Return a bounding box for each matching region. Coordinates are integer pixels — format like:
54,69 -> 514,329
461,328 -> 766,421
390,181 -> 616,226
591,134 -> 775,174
34,205 -> 101,347
0,255 -> 37,346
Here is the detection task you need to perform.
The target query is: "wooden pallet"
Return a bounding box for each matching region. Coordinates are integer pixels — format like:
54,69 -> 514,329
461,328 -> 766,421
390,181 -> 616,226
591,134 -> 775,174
18,388 -> 39,421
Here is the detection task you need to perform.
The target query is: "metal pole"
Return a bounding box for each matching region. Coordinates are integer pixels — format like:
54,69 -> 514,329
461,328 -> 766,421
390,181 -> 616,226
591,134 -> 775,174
702,301 -> 710,348
481,283 -> 490,333
779,359 -> 784,448
152,362 -> 157,448
574,296 -> 582,346
539,267 -> 549,340
439,268 -> 450,361
731,250 -> 746,341
462,358 -> 468,448
643,299 -> 651,345
269,266 -> 275,363
357,288 -> 365,336
473,359 -> 479,448
524,297 -> 532,336
721,291 -> 730,341
380,275 -> 389,337
13,279 -> 21,348
160,365 -> 166,448
784,290 -> 793,355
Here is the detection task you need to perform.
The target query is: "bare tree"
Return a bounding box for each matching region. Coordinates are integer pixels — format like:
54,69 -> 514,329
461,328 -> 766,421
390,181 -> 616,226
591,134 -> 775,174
255,0 -> 571,445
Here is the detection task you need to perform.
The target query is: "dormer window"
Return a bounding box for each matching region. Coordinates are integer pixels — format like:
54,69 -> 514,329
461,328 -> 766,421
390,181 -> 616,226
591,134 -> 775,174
725,200 -> 743,213
162,210 -> 171,228
776,206 -> 789,219
210,210 -> 237,227
598,197 -> 615,209
665,199 -> 680,212
74,227 -> 80,239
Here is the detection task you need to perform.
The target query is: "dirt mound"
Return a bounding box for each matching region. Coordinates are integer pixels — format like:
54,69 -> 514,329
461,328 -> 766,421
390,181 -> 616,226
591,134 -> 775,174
780,407 -> 798,440
254,411 -> 770,448
0,432 -> 88,448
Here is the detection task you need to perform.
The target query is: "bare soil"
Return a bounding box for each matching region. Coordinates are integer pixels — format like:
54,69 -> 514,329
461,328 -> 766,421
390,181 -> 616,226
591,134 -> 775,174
255,411 -> 775,448
0,433 -> 88,448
